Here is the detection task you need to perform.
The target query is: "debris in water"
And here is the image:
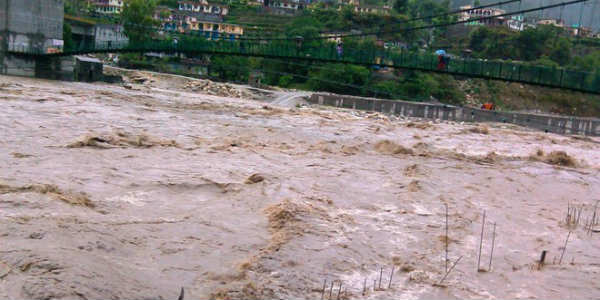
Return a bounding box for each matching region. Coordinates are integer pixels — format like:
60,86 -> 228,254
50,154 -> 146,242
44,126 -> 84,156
374,140 -> 413,155
67,131 -> 178,149
245,174 -> 265,184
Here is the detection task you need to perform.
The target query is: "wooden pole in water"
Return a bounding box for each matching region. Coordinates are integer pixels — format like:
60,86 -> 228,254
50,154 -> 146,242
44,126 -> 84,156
445,203 -> 449,273
329,280 -> 334,300
321,279 -> 327,300
378,266 -> 383,290
559,231 -> 571,265
438,256 -> 463,285
336,281 -> 342,300
538,250 -> 547,270
388,266 -> 395,289
477,210 -> 486,272
488,222 -> 496,271
362,278 -> 366,295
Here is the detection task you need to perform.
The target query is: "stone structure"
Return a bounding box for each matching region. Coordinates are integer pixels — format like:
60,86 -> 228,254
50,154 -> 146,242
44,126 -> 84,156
309,93 -> 600,136
1,0 -> 67,78
74,56 -> 103,82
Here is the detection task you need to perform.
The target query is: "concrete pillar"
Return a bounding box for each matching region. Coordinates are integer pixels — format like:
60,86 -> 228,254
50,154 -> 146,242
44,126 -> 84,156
1,0 -> 65,78
1,0 -> 8,75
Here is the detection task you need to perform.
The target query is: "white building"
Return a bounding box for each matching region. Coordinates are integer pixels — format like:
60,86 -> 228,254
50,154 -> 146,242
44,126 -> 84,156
178,0 -> 229,16
92,0 -> 124,14
94,24 -> 128,47
459,5 -> 506,26
507,15 -> 524,31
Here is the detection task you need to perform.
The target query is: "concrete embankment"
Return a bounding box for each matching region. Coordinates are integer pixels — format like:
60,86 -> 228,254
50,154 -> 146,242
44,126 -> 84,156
309,93 -> 600,136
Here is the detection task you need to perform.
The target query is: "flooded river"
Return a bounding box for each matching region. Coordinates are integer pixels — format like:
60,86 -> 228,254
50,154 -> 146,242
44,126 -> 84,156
0,71 -> 599,299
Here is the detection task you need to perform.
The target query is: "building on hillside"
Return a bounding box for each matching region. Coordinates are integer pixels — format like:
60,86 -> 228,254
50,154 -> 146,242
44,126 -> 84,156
337,0 -> 359,5
320,32 -> 343,43
506,15 -> 524,31
459,5 -> 506,26
94,24 -> 128,48
156,10 -> 243,40
567,25 -> 593,37
537,19 -> 565,28
90,0 -> 123,14
353,4 -> 391,15
264,0 -> 307,15
177,0 -> 229,16
336,0 -> 390,15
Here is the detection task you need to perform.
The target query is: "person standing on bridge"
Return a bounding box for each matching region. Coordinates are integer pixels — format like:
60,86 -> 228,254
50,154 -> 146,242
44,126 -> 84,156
435,49 -> 447,70
336,41 -> 343,59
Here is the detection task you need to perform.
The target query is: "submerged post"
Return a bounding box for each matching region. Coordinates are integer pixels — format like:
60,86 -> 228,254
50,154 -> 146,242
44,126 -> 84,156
477,210 -> 486,272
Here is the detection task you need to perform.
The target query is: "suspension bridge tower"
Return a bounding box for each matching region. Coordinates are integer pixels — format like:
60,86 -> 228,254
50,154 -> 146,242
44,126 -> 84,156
0,0 -> 70,79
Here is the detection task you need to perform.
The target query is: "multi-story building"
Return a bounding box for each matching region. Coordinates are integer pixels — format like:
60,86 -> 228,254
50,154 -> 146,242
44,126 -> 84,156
91,0 -> 124,14
537,19 -> 565,28
177,0 -> 229,16
335,0 -> 390,15
459,5 -> 506,26
156,9 -> 243,40
353,4 -> 390,15
506,15 -> 524,31
264,0 -> 306,15
94,24 -> 128,47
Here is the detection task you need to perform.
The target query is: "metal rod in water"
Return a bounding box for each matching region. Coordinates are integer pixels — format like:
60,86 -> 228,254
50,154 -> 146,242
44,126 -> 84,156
445,203 -> 449,273
477,210 -> 486,272
438,256 -> 463,285
329,280 -> 334,300
488,222 -> 496,271
559,231 -> 571,265
388,266 -> 395,289
539,250 -> 547,269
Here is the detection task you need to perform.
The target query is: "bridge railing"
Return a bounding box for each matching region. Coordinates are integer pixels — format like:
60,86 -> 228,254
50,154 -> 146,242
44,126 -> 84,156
7,39 -> 599,94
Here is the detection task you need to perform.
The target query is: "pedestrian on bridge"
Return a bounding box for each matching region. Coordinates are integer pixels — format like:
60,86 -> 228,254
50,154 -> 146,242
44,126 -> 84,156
336,41 -> 343,58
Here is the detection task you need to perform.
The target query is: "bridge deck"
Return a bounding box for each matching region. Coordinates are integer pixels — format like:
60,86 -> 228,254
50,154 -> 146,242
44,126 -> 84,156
7,40 -> 599,94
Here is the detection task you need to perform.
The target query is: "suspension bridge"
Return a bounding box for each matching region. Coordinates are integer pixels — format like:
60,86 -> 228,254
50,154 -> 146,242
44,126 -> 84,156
2,0 -> 599,94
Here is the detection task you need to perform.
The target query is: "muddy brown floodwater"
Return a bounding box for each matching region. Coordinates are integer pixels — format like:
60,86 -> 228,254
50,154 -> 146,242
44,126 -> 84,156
1,71 -> 599,300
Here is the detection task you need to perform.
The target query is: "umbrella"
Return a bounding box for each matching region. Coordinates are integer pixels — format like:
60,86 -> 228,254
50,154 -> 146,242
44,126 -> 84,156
435,49 -> 446,55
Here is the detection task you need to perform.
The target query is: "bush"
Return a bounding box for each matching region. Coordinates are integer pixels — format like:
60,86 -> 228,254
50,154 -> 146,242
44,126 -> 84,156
278,75 -> 294,87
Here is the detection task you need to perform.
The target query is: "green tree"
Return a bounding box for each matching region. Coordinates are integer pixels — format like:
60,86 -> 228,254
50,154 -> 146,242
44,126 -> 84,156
516,25 -> 561,61
278,75 -> 294,87
549,37 -> 571,66
121,0 -> 158,43
533,56 -> 560,68
570,51 -> 600,72
393,0 -> 409,14
210,55 -> 250,82
370,80 -> 401,99
308,64 -> 370,95
157,0 -> 179,8
63,23 -> 74,51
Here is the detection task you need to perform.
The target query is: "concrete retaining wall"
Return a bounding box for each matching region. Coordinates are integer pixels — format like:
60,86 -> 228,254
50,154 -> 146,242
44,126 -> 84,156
309,93 -> 600,136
